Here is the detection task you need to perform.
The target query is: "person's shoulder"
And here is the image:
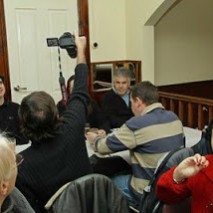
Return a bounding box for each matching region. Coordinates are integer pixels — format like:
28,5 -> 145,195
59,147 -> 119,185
103,89 -> 118,99
125,115 -> 139,129
6,101 -> 20,109
164,108 -> 180,119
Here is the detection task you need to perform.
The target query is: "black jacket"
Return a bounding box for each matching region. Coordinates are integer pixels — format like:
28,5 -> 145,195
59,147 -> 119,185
102,89 -> 133,130
47,174 -> 130,213
16,64 -> 92,213
0,101 -> 28,144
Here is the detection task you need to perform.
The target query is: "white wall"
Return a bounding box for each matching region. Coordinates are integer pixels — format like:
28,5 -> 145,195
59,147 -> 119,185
88,0 -> 126,62
155,0 -> 213,85
88,0 -> 178,83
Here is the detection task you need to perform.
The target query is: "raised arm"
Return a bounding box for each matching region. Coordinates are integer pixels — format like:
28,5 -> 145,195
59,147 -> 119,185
74,32 -> 86,64
173,153 -> 209,183
156,154 -> 209,204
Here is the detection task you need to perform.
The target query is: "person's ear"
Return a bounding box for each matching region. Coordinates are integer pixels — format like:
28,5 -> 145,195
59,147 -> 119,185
135,97 -> 142,107
0,181 -> 9,196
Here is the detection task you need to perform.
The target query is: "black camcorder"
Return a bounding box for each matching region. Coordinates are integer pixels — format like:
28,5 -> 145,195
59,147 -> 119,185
47,32 -> 77,58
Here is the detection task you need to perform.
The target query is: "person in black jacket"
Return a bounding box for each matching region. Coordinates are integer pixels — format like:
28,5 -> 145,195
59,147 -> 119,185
57,75 -> 107,130
16,33 -> 92,213
101,68 -> 134,132
191,119 -> 213,155
0,76 -> 28,145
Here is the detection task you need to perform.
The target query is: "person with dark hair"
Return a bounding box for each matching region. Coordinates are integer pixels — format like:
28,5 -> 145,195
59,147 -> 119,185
57,74 -> 108,129
86,81 -> 184,209
101,68 -> 134,132
0,75 -> 28,145
16,34 -> 92,213
191,119 -> 213,155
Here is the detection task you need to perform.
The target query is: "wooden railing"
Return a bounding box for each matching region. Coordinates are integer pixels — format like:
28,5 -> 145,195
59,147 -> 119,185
159,91 -> 213,130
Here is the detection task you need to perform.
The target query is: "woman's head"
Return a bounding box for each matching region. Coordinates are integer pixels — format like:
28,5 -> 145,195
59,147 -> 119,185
0,134 -> 17,198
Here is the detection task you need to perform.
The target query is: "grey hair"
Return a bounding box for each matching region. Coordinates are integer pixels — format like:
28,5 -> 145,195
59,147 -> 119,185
0,133 -> 16,181
112,68 -> 131,81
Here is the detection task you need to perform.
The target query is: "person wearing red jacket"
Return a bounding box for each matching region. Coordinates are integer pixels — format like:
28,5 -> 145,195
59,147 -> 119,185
156,153 -> 213,212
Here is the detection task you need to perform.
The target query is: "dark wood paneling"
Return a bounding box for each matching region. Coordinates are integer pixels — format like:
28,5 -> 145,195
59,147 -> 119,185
0,0 -> 11,100
158,80 -> 213,99
77,0 -> 90,65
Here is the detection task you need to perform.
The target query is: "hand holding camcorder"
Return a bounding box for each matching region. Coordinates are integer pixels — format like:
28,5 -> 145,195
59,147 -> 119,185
47,32 -> 77,58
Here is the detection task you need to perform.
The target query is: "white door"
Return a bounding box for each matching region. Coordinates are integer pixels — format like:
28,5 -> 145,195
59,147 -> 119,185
4,0 -> 78,103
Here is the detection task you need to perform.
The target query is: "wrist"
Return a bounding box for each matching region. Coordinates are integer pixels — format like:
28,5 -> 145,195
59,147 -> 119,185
92,136 -> 101,152
173,169 -> 186,184
173,177 -> 185,184
77,49 -> 86,64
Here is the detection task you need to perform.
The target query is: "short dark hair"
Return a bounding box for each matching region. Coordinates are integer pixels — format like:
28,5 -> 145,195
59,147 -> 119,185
19,91 -> 60,142
131,81 -> 159,105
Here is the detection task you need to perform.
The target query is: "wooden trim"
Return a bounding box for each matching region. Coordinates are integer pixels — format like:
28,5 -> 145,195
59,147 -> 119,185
0,0 -> 11,100
159,91 -> 213,129
77,0 -> 90,65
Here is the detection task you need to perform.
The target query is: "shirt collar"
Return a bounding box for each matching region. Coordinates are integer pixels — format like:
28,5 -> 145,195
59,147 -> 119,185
141,102 -> 164,116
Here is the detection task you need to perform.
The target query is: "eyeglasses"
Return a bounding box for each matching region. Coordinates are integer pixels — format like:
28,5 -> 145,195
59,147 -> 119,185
16,154 -> 24,167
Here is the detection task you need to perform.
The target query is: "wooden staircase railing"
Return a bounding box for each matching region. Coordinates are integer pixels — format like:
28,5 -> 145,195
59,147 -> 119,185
159,91 -> 213,130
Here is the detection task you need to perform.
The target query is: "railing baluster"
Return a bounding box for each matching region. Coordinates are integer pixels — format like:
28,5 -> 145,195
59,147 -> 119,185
159,91 -> 213,130
170,99 -> 175,111
178,101 -> 184,122
198,104 -> 203,129
209,107 -> 213,122
187,102 -> 193,128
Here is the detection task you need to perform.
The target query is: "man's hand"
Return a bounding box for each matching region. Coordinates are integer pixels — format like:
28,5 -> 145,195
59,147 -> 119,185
85,132 -> 98,145
85,129 -> 106,145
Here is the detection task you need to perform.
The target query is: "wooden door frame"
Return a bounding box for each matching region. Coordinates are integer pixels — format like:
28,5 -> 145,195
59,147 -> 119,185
0,0 -> 11,100
0,0 -> 89,100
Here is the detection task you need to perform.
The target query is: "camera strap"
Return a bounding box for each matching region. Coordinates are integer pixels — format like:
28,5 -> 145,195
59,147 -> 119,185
57,47 -> 68,105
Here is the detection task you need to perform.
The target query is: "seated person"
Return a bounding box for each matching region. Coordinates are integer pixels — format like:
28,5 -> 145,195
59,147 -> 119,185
15,34 -> 92,213
101,68 -> 134,131
86,81 -> 184,208
191,119 -> 213,155
0,133 -> 34,212
57,74 -> 108,129
156,153 -> 211,212
0,75 -> 28,145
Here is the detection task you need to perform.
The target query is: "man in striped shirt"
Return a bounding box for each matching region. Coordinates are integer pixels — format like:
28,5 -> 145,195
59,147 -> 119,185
86,81 -> 184,209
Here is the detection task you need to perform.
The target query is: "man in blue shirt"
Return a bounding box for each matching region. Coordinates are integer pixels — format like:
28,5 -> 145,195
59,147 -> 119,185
101,68 -> 134,132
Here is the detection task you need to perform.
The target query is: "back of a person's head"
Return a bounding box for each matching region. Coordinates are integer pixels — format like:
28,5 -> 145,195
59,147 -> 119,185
19,91 -> 60,142
131,81 -> 159,105
0,134 -> 15,184
113,68 -> 131,81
